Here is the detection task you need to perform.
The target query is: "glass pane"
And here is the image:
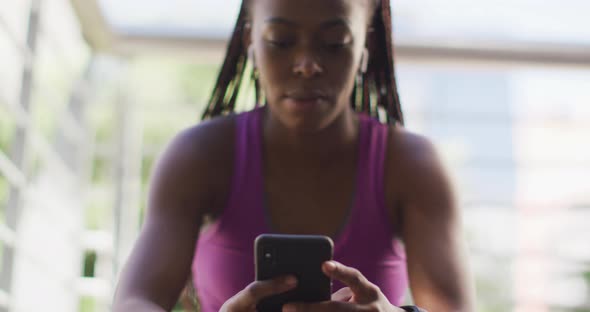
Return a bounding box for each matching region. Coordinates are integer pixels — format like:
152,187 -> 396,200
0,32 -> 24,106
0,106 -> 17,155
0,176 -> 8,223
392,0 -> 590,44
40,0 -> 90,74
397,61 -> 590,310
0,0 -> 32,48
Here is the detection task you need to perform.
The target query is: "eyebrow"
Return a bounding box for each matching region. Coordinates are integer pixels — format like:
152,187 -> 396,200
265,17 -> 297,26
265,17 -> 351,29
320,18 -> 350,29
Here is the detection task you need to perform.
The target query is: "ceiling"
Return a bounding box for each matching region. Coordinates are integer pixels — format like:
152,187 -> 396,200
95,0 -> 590,44
70,0 -> 590,64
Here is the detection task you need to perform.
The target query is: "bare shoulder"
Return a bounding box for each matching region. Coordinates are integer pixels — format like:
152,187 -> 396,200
163,114 -> 236,165
148,114 -> 236,218
385,125 -> 456,217
387,125 -> 442,174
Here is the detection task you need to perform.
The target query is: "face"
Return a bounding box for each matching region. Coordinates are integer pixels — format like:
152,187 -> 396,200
247,0 -> 373,132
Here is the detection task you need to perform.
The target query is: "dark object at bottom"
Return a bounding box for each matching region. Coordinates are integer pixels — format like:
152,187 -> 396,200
400,306 -> 427,312
255,234 -> 334,312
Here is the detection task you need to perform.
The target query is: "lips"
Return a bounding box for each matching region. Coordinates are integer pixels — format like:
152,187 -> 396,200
284,95 -> 325,111
286,90 -> 327,100
283,90 -> 329,112
289,96 -> 324,103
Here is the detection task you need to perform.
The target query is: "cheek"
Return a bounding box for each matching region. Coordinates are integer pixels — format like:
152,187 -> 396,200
321,51 -> 357,92
255,48 -> 292,95
260,50 -> 357,81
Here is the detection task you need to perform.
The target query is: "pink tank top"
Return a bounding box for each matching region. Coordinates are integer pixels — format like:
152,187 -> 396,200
193,108 -> 408,312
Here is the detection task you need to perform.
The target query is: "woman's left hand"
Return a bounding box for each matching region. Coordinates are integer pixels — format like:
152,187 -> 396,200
282,261 -> 405,312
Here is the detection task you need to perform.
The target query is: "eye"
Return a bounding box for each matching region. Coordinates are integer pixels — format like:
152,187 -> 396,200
267,40 -> 294,49
325,42 -> 347,49
323,40 -> 351,52
321,31 -> 352,51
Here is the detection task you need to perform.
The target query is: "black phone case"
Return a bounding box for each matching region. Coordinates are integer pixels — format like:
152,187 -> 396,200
255,234 -> 334,312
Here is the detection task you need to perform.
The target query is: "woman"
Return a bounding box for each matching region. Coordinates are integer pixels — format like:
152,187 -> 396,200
113,0 -> 475,311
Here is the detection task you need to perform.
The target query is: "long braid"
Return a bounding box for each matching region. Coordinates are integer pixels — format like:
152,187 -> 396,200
360,0 -> 404,125
202,3 -> 249,119
203,0 -> 404,126
378,0 -> 404,124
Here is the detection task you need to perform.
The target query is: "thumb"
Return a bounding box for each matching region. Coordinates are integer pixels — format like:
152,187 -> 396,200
332,287 -> 353,302
322,261 -> 380,302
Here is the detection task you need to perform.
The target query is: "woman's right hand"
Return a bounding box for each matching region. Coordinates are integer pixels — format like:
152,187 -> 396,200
220,276 -> 298,312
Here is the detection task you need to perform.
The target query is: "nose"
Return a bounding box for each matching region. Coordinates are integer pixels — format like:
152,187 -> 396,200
293,50 -> 323,79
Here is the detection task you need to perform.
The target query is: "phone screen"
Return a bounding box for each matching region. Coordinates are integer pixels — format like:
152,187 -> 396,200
255,234 -> 334,312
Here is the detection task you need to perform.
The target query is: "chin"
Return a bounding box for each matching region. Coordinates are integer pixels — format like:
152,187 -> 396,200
275,108 -> 333,134
283,115 -> 326,133
266,97 -> 344,133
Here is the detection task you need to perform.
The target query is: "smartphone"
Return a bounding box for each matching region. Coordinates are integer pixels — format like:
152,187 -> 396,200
255,234 -> 334,312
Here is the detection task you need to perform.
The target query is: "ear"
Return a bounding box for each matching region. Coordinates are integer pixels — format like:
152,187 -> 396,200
361,25 -> 375,73
360,47 -> 369,73
366,26 -> 376,48
243,21 -> 256,65
243,21 -> 253,51
248,45 -> 256,68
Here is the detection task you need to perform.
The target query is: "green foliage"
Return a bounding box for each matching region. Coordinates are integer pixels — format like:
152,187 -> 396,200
29,154 -> 43,180
82,251 -> 97,277
85,194 -> 112,230
0,109 -> 16,153
78,296 -> 96,312
90,107 -> 116,145
550,307 -> 590,312
0,178 -> 7,217
178,63 -> 219,106
139,155 -> 154,225
142,109 -> 199,147
0,241 -> 3,273
583,270 -> 590,285
91,155 -> 110,184
141,155 -> 155,184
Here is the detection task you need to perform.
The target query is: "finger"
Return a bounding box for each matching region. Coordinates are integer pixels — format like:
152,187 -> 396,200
322,261 -> 379,300
234,275 -> 297,308
283,301 -> 369,312
332,287 -> 353,302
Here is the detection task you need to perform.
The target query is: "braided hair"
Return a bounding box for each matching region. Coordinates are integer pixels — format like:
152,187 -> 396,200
202,0 -> 404,125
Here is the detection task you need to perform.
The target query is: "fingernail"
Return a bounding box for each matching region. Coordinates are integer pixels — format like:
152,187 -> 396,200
283,304 -> 296,312
285,276 -> 297,286
324,261 -> 337,271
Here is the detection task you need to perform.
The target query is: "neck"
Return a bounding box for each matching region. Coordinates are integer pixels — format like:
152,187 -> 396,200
263,107 -> 359,162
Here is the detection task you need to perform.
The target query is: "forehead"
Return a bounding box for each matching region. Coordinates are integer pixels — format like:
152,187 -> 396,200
249,0 -> 372,28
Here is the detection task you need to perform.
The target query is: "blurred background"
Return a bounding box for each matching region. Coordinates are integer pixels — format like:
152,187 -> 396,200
0,0 -> 589,311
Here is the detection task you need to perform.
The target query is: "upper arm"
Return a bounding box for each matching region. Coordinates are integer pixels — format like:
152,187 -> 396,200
113,118 -> 234,310
387,129 -> 475,311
